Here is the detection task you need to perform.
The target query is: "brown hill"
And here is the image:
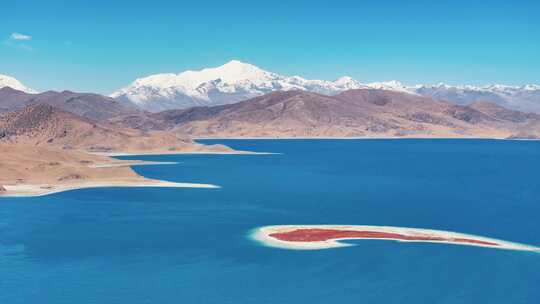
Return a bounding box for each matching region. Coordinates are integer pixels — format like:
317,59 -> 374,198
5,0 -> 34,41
109,111 -> 171,131
0,87 -> 137,121
0,104 -> 231,153
150,89 -> 540,138
0,144 -> 141,186
468,101 -> 540,123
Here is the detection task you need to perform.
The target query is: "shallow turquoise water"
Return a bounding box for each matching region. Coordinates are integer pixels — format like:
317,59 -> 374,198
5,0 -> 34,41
1,139 -> 539,303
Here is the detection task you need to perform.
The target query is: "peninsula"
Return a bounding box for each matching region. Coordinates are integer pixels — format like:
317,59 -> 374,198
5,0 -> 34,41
0,103 -> 234,197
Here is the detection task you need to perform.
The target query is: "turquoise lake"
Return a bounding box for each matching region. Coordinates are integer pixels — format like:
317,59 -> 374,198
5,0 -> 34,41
1,139 -> 539,303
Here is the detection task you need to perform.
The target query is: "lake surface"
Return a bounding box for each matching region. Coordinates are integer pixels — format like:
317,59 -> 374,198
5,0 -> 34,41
1,139 -> 539,303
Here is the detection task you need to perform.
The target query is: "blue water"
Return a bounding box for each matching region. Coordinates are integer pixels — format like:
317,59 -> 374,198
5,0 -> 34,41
1,139 -> 539,303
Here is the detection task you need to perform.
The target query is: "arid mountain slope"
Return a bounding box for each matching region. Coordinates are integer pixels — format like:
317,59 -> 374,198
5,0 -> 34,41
0,87 -> 136,121
152,90 -> 540,138
0,104 -> 231,153
468,101 -> 540,123
0,145 -> 140,186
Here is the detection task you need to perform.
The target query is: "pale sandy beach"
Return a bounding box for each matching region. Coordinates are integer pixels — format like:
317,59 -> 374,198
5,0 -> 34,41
88,161 -> 180,168
91,150 -> 278,157
195,136 -> 510,140
2,179 -> 219,197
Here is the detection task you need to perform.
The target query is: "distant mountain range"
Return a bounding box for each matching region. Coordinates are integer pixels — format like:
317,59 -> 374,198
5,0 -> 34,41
0,87 -> 136,121
3,63 -> 540,114
145,90 -> 540,139
1,84 -> 540,139
110,60 -> 368,112
110,60 -> 540,113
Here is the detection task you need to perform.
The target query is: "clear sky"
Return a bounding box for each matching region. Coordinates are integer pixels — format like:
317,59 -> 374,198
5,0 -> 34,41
1,0 -> 539,94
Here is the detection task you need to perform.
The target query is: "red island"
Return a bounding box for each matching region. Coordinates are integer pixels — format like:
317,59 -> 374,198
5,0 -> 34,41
252,225 -> 539,252
269,228 -> 500,246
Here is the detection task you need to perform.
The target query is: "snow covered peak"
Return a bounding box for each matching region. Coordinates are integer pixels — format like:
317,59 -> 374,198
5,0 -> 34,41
522,84 -> 540,91
181,59 -> 276,85
0,74 -> 37,93
333,76 -> 357,86
367,80 -> 414,94
483,84 -> 516,92
368,80 -> 403,88
219,59 -> 262,73
334,76 -> 354,84
112,60 -> 277,99
414,83 -> 540,94
332,76 -> 366,90
110,60 -> 540,113
415,82 -> 453,90
111,61 -> 367,111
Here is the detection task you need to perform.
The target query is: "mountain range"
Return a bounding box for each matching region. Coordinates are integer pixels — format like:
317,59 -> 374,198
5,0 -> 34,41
147,90 -> 540,139
0,103 -> 231,154
3,61 -> 540,114
0,87 -> 137,121
109,60 -> 540,113
110,60 -> 368,112
1,84 -> 540,140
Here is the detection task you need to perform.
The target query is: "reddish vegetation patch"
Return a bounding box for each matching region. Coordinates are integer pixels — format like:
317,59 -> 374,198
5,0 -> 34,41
269,229 -> 500,246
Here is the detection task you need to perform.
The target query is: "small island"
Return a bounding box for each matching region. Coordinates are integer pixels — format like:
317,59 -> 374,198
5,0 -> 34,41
251,225 -> 540,252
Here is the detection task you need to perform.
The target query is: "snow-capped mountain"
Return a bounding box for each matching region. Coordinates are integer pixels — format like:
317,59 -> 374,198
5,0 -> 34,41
412,83 -> 540,113
367,80 -> 418,95
111,60 -> 367,112
111,60 -> 540,113
0,74 -> 36,94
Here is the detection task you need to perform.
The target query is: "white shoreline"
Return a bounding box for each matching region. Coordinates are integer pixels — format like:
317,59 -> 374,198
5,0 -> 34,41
197,136 -> 539,141
250,225 -> 540,252
88,161 -> 180,168
1,180 -> 220,198
1,147 -> 277,198
1,145 -> 278,198
91,151 -> 278,157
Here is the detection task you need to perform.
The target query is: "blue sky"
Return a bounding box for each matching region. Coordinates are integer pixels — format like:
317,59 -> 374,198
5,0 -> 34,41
1,0 -> 539,94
